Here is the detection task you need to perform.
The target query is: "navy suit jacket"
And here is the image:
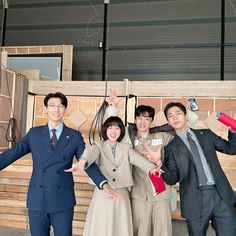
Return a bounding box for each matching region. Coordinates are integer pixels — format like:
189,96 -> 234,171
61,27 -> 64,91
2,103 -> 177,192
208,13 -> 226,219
162,129 -> 236,220
0,124 -> 106,213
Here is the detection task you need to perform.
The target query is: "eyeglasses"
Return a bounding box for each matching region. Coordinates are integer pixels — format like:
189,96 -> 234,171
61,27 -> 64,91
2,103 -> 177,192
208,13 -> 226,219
47,104 -> 65,110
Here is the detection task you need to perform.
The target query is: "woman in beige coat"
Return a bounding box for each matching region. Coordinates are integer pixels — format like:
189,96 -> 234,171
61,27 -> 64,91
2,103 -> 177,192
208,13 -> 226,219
68,116 -> 158,236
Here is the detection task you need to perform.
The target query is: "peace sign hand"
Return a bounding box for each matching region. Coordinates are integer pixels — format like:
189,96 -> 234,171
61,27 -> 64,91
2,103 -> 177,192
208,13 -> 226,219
142,144 -> 162,167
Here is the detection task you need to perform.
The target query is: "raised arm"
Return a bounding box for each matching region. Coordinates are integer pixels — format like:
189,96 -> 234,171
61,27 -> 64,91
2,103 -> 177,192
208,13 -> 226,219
103,88 -> 121,122
0,131 -> 31,170
128,148 -> 156,174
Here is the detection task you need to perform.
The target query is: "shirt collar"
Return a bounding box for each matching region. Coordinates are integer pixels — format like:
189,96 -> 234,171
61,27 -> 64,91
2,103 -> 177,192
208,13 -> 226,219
48,123 -> 64,132
176,128 -> 192,139
136,132 -> 151,140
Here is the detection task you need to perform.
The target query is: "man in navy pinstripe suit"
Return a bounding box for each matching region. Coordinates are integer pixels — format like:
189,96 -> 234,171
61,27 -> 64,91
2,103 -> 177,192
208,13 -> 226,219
0,92 -> 117,236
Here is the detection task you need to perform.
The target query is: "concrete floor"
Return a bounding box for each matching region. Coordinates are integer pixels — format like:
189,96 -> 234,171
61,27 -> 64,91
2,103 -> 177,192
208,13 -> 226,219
0,220 -> 215,236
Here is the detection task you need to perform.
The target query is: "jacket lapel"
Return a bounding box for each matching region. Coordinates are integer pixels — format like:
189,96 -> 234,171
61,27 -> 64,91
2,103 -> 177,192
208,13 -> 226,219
102,141 -> 117,165
45,124 -> 73,166
173,135 -> 195,163
40,125 -> 53,155
114,142 -> 125,166
54,125 -> 72,153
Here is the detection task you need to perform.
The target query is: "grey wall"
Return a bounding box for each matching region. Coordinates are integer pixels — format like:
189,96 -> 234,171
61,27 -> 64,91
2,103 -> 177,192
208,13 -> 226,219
1,0 -> 236,81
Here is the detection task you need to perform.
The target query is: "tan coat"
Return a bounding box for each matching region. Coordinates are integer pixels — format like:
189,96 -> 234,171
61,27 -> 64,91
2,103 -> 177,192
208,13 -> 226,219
82,140 -> 156,189
130,132 -> 173,201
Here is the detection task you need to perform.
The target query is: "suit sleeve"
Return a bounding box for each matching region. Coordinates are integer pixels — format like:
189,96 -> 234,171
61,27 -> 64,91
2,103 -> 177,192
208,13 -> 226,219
103,105 -> 119,123
150,123 -> 174,134
82,145 -> 101,168
0,131 -> 31,170
211,129 -> 236,154
85,163 -> 107,189
128,148 -> 156,174
74,132 -> 86,160
161,146 -> 180,185
74,132 -> 107,189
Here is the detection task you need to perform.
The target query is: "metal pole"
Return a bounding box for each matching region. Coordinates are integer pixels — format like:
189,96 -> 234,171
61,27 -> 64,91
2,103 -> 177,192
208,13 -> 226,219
102,0 -> 109,81
220,0 -> 225,81
1,0 -> 8,46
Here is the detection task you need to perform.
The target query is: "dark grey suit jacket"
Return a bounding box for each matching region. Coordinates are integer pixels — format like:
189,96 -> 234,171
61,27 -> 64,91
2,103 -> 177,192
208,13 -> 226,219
162,129 -> 236,220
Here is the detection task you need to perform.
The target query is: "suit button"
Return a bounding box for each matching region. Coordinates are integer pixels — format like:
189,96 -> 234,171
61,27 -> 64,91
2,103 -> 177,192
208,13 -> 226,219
57,186 -> 60,189
113,169 -> 116,172
39,185 -> 43,188
43,169 -> 46,173
57,171 -> 60,174
112,178 -> 116,182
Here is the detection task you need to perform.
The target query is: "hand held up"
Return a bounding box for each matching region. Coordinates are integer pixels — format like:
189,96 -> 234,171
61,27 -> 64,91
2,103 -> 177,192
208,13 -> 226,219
64,159 -> 87,173
108,88 -> 121,106
142,144 -> 162,166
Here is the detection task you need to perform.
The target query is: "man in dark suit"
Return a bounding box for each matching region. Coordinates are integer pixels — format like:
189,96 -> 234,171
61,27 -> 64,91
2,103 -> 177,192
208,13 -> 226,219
0,92 -> 118,236
158,102 -> 236,236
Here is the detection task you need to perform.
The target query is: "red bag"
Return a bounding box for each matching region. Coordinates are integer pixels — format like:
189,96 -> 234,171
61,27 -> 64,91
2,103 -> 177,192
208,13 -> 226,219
149,173 -> 166,196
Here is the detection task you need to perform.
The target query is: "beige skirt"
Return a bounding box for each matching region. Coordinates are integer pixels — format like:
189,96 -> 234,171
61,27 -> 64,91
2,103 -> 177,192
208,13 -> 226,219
83,187 -> 133,236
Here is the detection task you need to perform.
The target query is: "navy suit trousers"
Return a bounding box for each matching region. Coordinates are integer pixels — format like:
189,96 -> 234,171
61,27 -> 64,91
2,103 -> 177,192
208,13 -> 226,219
29,208 -> 74,236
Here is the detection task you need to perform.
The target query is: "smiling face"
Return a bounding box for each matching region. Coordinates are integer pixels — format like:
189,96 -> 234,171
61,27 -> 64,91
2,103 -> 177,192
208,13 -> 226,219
106,125 -> 121,145
135,113 -> 153,136
44,97 -> 66,127
166,106 -> 188,132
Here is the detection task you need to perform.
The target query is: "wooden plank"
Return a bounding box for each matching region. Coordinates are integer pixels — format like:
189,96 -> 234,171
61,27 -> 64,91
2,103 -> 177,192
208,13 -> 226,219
74,190 -> 93,198
12,159 -> 32,166
73,212 -> 87,221
0,213 -> 28,222
0,206 -> 27,215
76,183 -> 94,191
0,199 -> 26,208
130,81 -> 236,97
72,220 -> 85,229
28,81 -> 126,96
0,220 -> 28,229
0,192 -> 27,201
74,205 -> 89,213
73,227 -> 83,236
0,171 -> 31,179
28,80 -> 236,97
0,184 -> 28,193
0,178 -> 29,186
3,165 -> 32,173
75,197 -> 91,206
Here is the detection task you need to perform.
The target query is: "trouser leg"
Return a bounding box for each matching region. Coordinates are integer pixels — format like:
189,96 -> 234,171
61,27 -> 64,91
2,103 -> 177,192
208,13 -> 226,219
28,209 -> 51,236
